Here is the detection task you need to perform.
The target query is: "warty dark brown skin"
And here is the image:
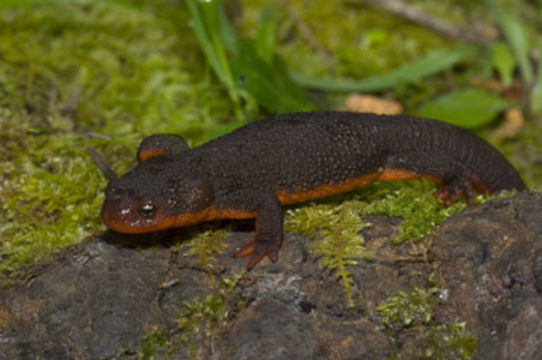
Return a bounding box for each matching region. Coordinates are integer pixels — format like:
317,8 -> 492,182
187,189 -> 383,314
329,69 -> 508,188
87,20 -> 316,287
98,111 -> 526,269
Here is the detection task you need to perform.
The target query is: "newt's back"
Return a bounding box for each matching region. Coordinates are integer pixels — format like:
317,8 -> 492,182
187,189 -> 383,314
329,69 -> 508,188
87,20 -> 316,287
191,112 -> 525,194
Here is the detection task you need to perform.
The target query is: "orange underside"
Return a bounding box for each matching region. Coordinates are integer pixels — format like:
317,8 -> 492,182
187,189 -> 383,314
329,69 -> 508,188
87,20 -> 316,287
107,169 -> 447,233
471,179 -> 491,194
276,169 -> 440,205
138,149 -> 165,163
104,207 -> 257,233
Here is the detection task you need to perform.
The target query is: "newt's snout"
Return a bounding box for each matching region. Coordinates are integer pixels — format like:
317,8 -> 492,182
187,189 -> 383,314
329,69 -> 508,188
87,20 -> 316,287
100,179 -> 170,233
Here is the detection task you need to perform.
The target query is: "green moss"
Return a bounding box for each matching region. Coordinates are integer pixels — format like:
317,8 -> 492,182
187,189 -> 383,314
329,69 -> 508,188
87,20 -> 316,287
179,229 -> 230,270
0,2 -> 245,139
285,200 -> 372,307
377,287 -> 437,328
135,274 -> 244,360
138,327 -> 172,360
176,293 -> 231,357
0,2 -> 240,273
131,228 -> 240,359
364,180 -> 467,245
0,110 -> 109,272
425,323 -> 478,360
240,0 -> 452,79
378,287 -> 478,359
284,178 -> 493,255
284,179 -> 507,306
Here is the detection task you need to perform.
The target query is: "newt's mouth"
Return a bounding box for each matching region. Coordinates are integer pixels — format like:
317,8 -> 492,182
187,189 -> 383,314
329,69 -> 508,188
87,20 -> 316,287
102,219 -> 173,234
100,202 -> 216,234
100,201 -> 170,234
102,203 -> 229,234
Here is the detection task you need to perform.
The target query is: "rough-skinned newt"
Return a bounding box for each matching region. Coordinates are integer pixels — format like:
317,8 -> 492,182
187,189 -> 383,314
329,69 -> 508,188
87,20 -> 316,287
96,112 -> 526,270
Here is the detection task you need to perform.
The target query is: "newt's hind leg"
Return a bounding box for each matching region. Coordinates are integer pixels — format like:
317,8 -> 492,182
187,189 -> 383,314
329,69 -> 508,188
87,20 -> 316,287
383,151 -> 484,206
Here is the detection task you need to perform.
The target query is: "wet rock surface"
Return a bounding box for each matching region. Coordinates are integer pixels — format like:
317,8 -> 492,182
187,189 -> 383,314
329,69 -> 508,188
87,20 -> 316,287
0,192 -> 541,360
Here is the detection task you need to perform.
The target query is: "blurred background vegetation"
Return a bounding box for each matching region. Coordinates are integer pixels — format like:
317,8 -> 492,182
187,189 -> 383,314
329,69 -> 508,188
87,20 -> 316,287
1,0 -> 541,273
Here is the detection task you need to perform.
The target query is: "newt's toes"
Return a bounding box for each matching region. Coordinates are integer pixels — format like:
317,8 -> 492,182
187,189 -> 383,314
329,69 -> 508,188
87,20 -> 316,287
234,240 -> 279,270
244,252 -> 268,271
436,178 -> 474,206
234,242 -> 255,258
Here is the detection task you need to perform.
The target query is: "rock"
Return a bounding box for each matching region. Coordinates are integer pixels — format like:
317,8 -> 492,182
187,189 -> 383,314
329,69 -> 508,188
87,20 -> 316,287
0,193 -> 541,360
432,192 -> 542,360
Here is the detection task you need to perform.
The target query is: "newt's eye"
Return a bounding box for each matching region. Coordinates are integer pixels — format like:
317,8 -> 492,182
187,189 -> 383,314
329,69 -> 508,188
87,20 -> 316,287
139,203 -> 156,218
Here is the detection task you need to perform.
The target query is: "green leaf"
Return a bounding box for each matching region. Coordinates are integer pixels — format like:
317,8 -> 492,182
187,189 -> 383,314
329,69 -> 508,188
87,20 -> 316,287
490,42 -> 516,87
231,41 -> 315,113
290,44 -> 480,92
485,0 -> 533,85
416,88 -> 512,129
530,39 -> 542,114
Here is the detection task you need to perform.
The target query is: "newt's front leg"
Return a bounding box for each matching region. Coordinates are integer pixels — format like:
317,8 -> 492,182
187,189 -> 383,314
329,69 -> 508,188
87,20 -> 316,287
214,189 -> 283,270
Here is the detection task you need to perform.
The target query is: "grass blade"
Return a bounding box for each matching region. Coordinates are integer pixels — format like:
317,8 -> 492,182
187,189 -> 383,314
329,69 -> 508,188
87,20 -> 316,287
490,42 -> 516,87
290,44 -> 479,92
485,0 -> 533,85
186,0 -> 244,120
255,2 -> 279,63
529,39 -> 542,114
218,6 -> 239,55
231,42 -> 314,113
186,0 -> 223,83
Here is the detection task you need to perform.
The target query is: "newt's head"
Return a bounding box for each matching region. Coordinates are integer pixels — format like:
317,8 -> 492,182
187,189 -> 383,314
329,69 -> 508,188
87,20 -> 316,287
100,158 -> 214,233
90,134 -> 213,233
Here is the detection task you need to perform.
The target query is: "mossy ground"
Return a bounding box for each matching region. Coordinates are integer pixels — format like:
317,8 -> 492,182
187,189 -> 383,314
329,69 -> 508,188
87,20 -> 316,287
284,179 -> 497,308
377,286 -> 478,359
0,1 -> 233,273
133,273 -> 244,360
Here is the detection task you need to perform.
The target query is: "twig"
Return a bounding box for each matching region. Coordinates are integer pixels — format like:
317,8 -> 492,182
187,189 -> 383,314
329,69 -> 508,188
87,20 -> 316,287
361,0 -> 495,45
274,0 -> 332,64
60,85 -> 82,120
88,147 -> 117,180
84,132 -> 112,141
